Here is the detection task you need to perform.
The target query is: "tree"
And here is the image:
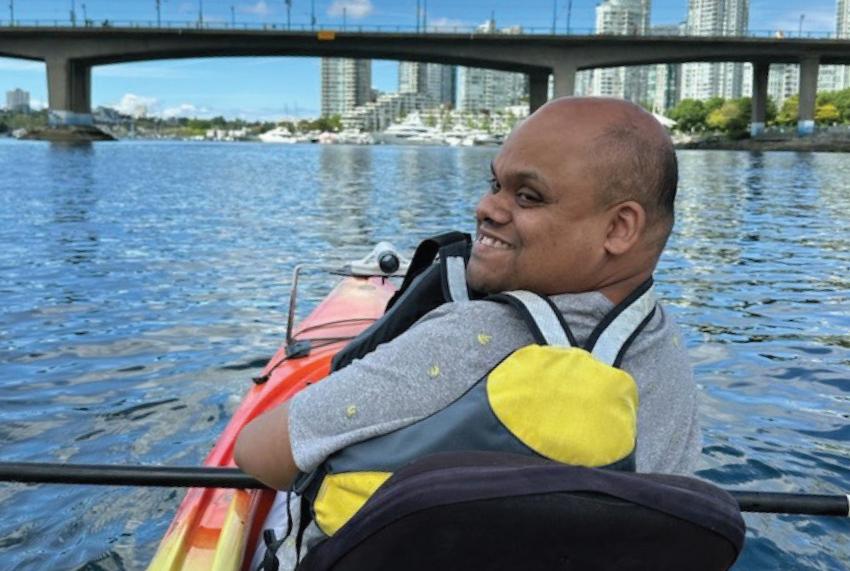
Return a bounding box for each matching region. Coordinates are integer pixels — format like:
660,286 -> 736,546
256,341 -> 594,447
776,95 -> 799,126
667,99 -> 707,132
815,103 -> 840,124
704,98 -> 750,138
312,115 -> 341,132
704,96 -> 725,114
819,87 -> 850,123
766,97 -> 778,124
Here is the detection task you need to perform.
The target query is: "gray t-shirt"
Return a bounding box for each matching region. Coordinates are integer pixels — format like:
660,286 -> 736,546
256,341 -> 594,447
253,291 -> 701,570
290,291 -> 700,475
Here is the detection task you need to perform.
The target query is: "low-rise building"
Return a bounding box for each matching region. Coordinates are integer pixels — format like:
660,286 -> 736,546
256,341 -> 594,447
341,92 -> 428,132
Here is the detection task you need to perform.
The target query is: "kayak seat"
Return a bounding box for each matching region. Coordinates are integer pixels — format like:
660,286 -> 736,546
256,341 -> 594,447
297,451 -> 745,571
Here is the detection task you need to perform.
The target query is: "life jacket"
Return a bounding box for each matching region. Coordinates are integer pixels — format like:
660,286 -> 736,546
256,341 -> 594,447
258,232 -> 658,569
295,260 -> 658,541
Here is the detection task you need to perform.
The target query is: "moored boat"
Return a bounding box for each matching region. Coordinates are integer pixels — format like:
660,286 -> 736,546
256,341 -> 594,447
258,126 -> 300,144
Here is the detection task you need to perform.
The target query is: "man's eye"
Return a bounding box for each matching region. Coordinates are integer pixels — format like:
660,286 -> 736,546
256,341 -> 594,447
488,177 -> 501,193
517,191 -> 541,205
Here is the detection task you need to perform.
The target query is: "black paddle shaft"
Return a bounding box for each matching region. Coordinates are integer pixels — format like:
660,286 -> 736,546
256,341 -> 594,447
0,462 -> 848,517
731,491 -> 849,516
0,462 -> 266,489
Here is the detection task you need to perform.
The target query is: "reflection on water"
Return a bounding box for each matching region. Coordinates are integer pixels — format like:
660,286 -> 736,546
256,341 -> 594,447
0,141 -> 848,570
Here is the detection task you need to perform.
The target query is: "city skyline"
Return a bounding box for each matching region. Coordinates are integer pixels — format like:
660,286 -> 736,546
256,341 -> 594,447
0,0 -> 844,120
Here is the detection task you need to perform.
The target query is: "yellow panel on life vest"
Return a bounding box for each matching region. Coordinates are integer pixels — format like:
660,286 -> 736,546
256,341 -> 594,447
313,471 -> 392,536
487,345 -> 638,467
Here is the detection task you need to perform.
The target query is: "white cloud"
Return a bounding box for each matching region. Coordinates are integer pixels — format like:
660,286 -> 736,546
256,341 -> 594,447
240,1 -> 271,16
105,93 -> 317,122
111,93 -> 158,118
427,17 -> 468,32
161,103 -> 202,119
327,0 -> 373,19
30,98 -> 47,110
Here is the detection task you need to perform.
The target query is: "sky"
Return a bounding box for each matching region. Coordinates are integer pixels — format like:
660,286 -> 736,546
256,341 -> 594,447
0,0 -> 842,120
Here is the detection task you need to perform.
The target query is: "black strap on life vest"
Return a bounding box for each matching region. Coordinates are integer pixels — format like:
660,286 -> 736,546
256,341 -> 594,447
386,231 -> 470,311
331,232 -> 480,372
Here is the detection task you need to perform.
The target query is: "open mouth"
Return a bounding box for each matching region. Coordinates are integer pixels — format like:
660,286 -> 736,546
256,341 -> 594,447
475,233 -> 512,250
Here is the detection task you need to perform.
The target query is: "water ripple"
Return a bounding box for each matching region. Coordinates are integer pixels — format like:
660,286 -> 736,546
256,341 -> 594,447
0,143 -> 848,569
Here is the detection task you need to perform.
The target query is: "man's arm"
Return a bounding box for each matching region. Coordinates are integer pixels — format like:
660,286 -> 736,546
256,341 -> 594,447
234,403 -> 299,490
235,301 -> 523,489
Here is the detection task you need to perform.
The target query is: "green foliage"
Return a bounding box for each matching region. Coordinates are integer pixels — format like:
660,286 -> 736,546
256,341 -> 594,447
815,103 -> 840,124
667,99 -> 707,132
776,95 -> 799,126
0,110 -> 49,131
704,98 -> 751,138
442,111 -> 454,130
289,116 -> 341,133
704,96 -> 725,114
480,113 -> 492,133
817,88 -> 850,122
766,97 -> 778,124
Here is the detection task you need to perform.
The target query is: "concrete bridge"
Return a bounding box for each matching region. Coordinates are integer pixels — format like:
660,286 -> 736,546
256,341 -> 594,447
3,26 -> 850,135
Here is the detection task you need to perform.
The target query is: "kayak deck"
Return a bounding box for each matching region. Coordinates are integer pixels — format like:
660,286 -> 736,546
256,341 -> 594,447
147,276 -> 395,571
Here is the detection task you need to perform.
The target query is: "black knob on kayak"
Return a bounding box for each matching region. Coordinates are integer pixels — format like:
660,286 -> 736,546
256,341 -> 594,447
378,252 -> 400,274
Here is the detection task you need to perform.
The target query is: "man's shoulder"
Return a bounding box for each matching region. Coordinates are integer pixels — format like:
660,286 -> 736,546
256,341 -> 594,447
632,302 -> 689,358
416,298 -> 527,330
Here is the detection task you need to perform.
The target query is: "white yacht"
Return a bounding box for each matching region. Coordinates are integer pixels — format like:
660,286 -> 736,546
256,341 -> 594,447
467,133 -> 503,146
258,126 -> 299,144
442,127 -> 476,146
377,113 -> 444,146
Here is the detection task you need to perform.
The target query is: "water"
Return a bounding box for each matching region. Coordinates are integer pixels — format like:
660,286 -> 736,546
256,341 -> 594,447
0,141 -> 848,570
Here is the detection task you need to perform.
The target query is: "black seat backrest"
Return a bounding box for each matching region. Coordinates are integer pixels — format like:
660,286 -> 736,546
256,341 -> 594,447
298,451 -> 746,571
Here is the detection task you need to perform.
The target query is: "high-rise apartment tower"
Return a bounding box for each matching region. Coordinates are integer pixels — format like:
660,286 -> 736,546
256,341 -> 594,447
457,20 -> 527,112
835,0 -> 850,89
681,0 -> 749,100
399,62 -> 456,107
591,0 -> 651,103
321,59 -> 372,117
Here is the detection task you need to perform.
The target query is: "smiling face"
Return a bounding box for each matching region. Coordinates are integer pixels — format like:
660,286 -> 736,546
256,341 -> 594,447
466,100 -> 627,296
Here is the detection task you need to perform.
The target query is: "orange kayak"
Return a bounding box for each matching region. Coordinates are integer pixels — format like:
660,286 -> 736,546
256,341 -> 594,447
147,275 -> 395,571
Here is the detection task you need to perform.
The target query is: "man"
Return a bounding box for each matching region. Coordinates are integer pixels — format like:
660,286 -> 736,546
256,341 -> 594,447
236,97 -> 700,568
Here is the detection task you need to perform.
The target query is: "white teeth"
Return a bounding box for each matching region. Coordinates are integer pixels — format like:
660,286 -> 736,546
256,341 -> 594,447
477,234 -> 511,249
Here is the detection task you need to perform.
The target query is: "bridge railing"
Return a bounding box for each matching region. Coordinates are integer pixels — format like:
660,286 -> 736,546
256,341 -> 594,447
0,19 -> 841,39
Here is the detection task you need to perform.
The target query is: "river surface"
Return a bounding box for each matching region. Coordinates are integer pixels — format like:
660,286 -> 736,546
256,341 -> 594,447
0,140 -> 848,570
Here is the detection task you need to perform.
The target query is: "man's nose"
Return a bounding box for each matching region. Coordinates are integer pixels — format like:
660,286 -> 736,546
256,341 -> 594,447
475,191 -> 511,226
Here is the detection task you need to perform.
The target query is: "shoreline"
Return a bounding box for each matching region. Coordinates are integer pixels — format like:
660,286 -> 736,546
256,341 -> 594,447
8,130 -> 850,152
675,135 -> 850,153
19,125 -> 116,142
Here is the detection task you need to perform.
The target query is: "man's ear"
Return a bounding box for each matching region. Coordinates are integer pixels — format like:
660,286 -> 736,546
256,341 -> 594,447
604,200 -> 646,256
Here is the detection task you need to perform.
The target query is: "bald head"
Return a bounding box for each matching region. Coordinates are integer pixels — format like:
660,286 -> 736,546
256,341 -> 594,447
520,97 -> 678,249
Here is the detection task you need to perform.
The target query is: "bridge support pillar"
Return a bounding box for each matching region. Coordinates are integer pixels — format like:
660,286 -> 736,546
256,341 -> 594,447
552,61 -> 576,98
750,62 -> 769,137
46,57 -> 93,126
797,57 -> 819,137
529,71 -> 549,113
